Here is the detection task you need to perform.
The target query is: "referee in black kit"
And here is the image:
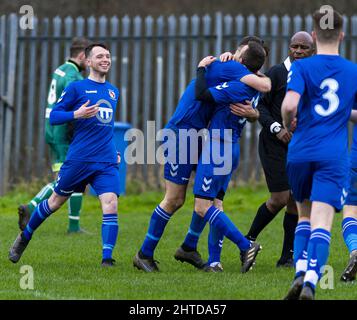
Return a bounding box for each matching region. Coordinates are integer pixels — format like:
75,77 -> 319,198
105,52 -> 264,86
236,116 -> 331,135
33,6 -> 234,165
245,31 -> 314,267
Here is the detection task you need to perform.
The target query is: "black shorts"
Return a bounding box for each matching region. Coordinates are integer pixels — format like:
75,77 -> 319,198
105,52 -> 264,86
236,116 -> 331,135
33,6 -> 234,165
259,130 -> 290,193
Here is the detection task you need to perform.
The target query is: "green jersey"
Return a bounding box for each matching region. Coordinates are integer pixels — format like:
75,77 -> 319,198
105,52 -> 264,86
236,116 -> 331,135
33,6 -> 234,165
45,60 -> 83,145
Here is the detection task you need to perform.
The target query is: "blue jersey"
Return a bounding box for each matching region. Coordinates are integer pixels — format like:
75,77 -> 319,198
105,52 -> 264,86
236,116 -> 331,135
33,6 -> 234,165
351,125 -> 357,167
166,60 -> 251,130
287,55 -> 357,162
209,81 -> 259,142
50,78 -> 120,163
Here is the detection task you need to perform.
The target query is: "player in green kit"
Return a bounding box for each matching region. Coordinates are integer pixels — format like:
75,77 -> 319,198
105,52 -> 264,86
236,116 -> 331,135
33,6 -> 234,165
18,37 -> 90,233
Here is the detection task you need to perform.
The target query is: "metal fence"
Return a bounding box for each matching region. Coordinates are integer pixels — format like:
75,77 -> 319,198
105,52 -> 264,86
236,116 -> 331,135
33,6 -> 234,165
1,13 -> 357,194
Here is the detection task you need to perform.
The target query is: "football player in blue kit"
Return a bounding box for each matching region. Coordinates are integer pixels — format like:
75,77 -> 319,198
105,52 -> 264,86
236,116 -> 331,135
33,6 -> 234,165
282,10 -> 357,299
190,41 -> 266,273
340,110 -> 357,282
133,37 -> 271,272
9,43 -> 121,267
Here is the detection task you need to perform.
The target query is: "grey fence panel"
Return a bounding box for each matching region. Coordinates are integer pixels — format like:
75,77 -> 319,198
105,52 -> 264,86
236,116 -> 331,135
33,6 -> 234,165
131,16 -> 142,130
351,16 -> 357,62
269,15 -> 279,67
293,15 -> 302,33
202,15 -> 212,57
235,15 -> 245,44
120,15 -> 130,123
190,15 -> 200,79
87,16 -> 96,38
178,15 -> 188,97
25,17 -> 38,179
109,16 -> 119,86
75,16 -> 85,37
166,15 -> 177,119
0,15 -> 5,194
36,18 -> 49,175
281,15 -> 291,59
14,27 -> 25,175
215,12 -> 223,56
99,15 -> 108,38
304,14 -> 313,33
341,16 -> 348,58
51,17 -> 61,80
142,16 -> 153,181
64,16 -> 73,58
223,15 -> 233,52
154,16 -> 165,185
5,13 -> 357,193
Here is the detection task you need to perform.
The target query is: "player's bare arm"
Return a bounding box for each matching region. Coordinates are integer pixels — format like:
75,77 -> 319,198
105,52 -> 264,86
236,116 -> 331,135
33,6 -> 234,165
240,73 -> 271,93
230,100 -> 259,122
350,110 -> 357,123
282,90 -> 300,131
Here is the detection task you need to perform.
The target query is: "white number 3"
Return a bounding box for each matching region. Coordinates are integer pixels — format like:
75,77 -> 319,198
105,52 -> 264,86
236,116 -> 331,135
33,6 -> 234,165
314,78 -> 339,117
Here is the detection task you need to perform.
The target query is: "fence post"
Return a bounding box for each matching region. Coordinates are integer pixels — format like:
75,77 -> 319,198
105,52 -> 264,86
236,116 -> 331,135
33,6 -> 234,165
351,16 -> 357,62
166,15 -> 177,119
178,15 -> 188,97
281,15 -> 291,58
215,12 -> 223,56
0,15 -> 6,194
109,16 -> 119,85
36,17 -> 49,176
202,14 -> 211,57
25,16 -> 38,180
120,15 -> 130,123
142,15 -> 153,182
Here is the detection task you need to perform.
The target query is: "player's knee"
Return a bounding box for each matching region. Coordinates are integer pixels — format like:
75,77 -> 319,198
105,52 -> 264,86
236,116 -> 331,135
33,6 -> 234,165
194,200 -> 211,218
48,193 -> 67,211
268,195 -> 289,212
161,196 -> 185,213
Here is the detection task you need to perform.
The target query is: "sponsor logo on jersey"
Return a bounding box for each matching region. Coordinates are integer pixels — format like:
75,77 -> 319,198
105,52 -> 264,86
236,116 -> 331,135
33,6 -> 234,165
108,89 -> 116,100
95,99 -> 114,124
85,90 -> 98,93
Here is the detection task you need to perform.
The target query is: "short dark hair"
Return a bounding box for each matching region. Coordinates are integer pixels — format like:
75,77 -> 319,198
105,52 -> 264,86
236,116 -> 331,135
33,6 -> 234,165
84,43 -> 109,58
239,35 -> 269,57
312,9 -> 343,43
241,41 -> 266,73
70,37 -> 91,58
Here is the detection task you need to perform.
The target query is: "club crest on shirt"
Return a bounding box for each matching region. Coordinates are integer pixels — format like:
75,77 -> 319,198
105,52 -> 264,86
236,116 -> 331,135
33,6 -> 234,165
108,89 -> 116,100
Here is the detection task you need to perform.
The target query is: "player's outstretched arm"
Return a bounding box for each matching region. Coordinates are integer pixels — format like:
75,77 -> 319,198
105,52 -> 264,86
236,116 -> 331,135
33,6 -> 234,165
240,73 -> 271,93
281,90 -> 300,131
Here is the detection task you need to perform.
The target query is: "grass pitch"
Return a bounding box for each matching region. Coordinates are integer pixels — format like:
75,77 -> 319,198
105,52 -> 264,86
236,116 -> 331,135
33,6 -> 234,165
0,184 -> 355,300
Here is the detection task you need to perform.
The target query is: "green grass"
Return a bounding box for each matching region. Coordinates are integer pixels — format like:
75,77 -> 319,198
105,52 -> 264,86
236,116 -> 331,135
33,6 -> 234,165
0,184 -> 355,300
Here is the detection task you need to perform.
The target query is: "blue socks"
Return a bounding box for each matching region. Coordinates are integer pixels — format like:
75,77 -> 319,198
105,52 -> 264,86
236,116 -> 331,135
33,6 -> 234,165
304,228 -> 331,290
102,213 -> 119,260
208,226 -> 224,264
141,206 -> 172,258
203,206 -> 250,251
342,217 -> 357,254
293,221 -> 311,278
182,211 -> 207,250
23,200 -> 54,240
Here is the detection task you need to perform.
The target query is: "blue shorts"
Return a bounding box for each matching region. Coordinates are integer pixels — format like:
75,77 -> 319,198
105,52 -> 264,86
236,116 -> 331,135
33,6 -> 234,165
163,127 -> 203,185
193,139 -> 240,200
286,159 -> 348,211
54,160 -> 120,196
345,167 -> 357,206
